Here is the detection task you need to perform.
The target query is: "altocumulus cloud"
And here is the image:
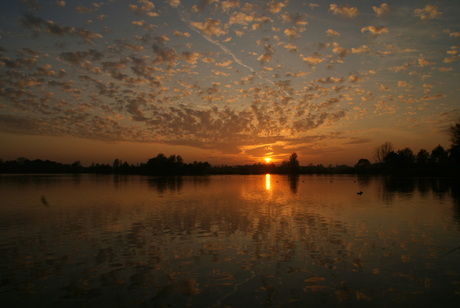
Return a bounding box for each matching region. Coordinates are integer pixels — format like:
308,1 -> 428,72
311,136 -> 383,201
0,0 -> 458,162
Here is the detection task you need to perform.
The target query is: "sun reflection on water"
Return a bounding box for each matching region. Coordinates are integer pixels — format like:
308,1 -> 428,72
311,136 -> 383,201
265,173 -> 271,190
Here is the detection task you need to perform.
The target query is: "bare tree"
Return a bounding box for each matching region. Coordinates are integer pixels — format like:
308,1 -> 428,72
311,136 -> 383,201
373,141 -> 393,163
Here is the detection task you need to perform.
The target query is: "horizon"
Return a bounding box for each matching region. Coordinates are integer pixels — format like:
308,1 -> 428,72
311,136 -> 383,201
1,1 -> 459,166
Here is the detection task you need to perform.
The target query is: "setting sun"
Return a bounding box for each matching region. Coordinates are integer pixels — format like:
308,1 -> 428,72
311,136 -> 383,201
264,157 -> 272,163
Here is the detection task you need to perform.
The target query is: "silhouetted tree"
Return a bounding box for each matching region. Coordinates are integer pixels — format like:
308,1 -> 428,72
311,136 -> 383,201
383,151 -> 399,168
354,158 -> 371,173
416,149 -> 430,165
431,145 -> 448,164
71,161 -> 83,173
373,141 -> 393,163
449,118 -> 460,163
450,118 -> 460,147
355,158 -> 371,168
287,152 -> 300,174
143,154 -> 188,175
383,148 -> 415,170
397,147 -> 415,165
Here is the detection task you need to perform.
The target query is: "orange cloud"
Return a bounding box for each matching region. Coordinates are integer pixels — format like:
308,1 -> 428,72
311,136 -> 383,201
266,1 -> 285,14
190,19 -> 227,37
326,29 -> 340,37
361,26 -> 389,35
329,4 -> 358,18
414,5 -> 442,21
372,3 -> 390,17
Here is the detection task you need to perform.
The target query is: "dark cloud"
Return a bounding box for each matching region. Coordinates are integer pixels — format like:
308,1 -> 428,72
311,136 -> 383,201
0,113 -> 42,132
59,50 -> 104,66
21,13 -> 102,42
345,138 -> 371,145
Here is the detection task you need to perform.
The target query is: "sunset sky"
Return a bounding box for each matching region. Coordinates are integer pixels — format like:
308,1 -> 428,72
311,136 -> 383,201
1,0 -> 459,166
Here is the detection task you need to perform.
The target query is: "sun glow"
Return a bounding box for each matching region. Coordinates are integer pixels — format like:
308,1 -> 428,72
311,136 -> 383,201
264,157 -> 272,163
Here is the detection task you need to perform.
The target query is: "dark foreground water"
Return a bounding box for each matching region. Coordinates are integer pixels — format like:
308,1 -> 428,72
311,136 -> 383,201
0,174 -> 459,307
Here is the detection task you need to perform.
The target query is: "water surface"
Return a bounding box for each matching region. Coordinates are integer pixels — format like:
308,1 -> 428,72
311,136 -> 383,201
0,174 -> 459,307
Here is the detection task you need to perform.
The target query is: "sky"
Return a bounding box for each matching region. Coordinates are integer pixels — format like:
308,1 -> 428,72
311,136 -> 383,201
0,0 -> 459,166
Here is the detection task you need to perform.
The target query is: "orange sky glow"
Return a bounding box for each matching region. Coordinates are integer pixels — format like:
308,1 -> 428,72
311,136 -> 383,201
0,1 -> 459,166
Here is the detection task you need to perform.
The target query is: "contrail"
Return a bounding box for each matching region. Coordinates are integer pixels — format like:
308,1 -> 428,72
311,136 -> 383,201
175,4 -> 296,100
176,5 -> 272,82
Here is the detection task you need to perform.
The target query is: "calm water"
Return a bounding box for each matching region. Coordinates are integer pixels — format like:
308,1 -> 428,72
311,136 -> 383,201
0,174 -> 459,307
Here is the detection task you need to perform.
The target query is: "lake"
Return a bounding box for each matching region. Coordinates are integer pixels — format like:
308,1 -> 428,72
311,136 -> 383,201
0,174 -> 459,307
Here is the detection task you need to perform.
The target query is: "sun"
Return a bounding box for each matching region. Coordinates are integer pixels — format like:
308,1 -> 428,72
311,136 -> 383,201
264,157 -> 272,163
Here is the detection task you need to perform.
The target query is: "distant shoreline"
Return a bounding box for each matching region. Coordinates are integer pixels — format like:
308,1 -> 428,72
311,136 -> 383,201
1,157 -> 459,177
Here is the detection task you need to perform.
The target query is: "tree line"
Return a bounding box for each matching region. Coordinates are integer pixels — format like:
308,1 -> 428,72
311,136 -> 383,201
0,153 -> 300,175
1,119 -> 459,176
0,154 -> 211,175
362,118 -> 460,176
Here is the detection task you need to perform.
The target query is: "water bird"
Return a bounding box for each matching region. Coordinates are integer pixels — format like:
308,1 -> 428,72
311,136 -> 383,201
357,191 -> 363,195
40,195 -> 49,207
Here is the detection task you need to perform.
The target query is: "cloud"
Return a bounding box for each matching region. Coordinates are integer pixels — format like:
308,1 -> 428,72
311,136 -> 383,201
132,20 -> 145,26
414,5 -> 442,21
214,59 -> 232,67
345,138 -> 371,145
281,27 -> 295,38
420,94 -> 446,101
301,53 -> 325,66
151,43 -> 177,66
266,1 -> 285,14
329,4 -> 358,18
168,0 -> 181,8
191,0 -> 220,13
361,26 -> 389,35
228,11 -> 254,25
190,19 -> 227,37
221,0 -> 240,12
59,50 -> 104,66
348,75 -> 362,83
281,12 -> 308,26
387,61 -> 412,73
126,97 -> 148,121
372,3 -> 390,17
129,0 -> 158,17
351,45 -> 370,54
75,3 -> 102,13
417,55 -> 434,67
21,0 -> 41,11
0,114 -> 42,132
1,0 -> 458,163
283,43 -> 298,53
332,43 -> 347,58
317,76 -> 343,84
20,13 -> 102,42
292,110 -> 346,133
443,46 -> 460,63
326,29 -> 340,37
173,30 -> 191,38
